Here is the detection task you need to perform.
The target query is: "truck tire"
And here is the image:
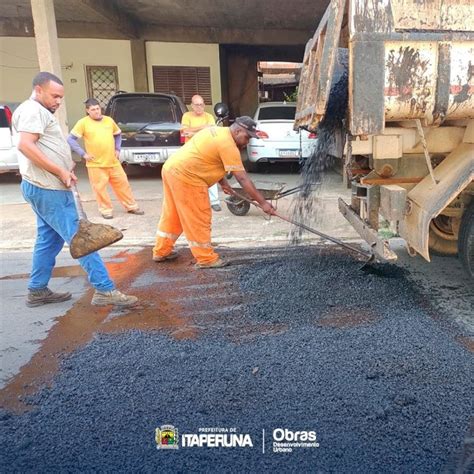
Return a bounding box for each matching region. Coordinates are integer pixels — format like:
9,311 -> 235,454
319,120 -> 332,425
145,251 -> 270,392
458,203 -> 474,278
428,215 -> 458,256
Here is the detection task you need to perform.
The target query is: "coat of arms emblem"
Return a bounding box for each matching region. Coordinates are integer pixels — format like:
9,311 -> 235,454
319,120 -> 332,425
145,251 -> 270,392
155,425 -> 179,449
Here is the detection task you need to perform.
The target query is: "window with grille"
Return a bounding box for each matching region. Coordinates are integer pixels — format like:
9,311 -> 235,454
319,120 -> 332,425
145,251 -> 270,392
85,66 -> 119,108
152,66 -> 212,104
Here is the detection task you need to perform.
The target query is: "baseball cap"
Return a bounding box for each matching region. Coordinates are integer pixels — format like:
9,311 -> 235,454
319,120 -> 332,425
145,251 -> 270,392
235,116 -> 263,139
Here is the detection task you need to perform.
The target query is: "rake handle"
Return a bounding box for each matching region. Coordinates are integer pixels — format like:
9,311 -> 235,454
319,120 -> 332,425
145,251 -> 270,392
273,211 -> 370,258
230,190 -> 372,260
71,183 -> 88,221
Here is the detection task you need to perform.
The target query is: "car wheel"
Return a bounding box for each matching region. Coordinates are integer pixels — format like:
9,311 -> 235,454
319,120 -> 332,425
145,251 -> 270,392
244,160 -> 259,173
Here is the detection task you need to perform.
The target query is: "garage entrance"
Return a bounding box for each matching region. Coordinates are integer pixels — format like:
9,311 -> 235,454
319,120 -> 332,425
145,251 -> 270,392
219,44 -> 305,118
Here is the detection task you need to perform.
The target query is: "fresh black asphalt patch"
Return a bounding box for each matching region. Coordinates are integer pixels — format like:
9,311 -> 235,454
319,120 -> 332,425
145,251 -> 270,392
1,246 -> 473,472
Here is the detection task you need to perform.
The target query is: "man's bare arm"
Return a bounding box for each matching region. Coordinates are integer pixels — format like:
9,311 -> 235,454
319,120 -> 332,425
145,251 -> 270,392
232,170 -> 276,215
18,132 -> 77,187
218,176 -> 233,195
181,124 -> 213,137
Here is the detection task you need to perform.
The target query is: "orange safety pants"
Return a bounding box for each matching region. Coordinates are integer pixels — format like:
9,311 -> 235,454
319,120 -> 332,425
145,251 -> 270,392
153,167 -> 219,265
87,165 -> 139,216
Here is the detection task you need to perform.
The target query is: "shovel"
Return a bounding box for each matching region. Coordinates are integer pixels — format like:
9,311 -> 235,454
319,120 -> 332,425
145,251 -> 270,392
229,190 -> 375,266
69,183 -> 123,259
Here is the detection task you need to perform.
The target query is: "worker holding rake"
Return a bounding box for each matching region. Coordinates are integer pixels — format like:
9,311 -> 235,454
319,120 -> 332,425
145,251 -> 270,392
153,116 -> 276,268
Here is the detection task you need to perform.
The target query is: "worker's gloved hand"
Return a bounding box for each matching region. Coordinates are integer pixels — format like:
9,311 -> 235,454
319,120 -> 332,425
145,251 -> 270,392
261,201 -> 276,215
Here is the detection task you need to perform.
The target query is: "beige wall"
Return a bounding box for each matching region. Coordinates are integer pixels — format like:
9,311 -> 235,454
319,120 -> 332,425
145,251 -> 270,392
0,37 -> 134,128
146,42 -> 221,115
0,37 -> 223,124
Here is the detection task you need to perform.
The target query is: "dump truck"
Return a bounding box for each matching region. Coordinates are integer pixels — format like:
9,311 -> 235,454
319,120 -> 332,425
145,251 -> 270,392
295,0 -> 474,277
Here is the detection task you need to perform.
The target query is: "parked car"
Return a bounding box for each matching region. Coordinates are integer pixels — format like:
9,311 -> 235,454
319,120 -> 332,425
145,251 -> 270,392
0,104 -> 19,174
246,102 -> 317,171
104,92 -> 187,168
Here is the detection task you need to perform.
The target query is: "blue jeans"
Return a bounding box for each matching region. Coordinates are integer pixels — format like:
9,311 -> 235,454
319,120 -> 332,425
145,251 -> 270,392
21,180 -> 115,292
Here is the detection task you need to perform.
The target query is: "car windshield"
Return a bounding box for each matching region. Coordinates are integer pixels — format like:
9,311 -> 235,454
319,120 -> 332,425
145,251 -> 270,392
112,97 -> 176,124
257,106 -> 296,120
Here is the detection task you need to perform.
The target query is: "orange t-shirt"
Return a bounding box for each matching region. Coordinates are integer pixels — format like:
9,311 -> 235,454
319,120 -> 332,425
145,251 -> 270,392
164,126 -> 244,187
70,115 -> 121,168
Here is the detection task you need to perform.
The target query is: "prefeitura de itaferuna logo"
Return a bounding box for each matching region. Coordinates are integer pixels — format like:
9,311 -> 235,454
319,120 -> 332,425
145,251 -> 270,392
155,425 -> 179,450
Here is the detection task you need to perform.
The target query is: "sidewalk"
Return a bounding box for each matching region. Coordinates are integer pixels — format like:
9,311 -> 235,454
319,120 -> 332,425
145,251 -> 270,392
0,164 -> 359,252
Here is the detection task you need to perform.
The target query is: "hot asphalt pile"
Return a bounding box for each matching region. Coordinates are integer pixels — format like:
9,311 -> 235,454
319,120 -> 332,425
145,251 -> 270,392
1,246 -> 472,472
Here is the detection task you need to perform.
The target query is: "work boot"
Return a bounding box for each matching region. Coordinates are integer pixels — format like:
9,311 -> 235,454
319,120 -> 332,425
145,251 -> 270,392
195,258 -> 229,269
26,287 -> 72,308
91,289 -> 138,307
211,204 -> 222,212
153,251 -> 179,262
128,209 -> 144,215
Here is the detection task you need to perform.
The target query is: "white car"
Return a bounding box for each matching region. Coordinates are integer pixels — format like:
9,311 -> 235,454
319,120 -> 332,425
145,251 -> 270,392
246,102 -> 317,171
0,104 -> 19,174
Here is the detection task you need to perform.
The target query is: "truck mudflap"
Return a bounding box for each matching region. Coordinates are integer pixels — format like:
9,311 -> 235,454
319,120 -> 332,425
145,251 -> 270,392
338,198 -> 398,261
399,142 -> 474,261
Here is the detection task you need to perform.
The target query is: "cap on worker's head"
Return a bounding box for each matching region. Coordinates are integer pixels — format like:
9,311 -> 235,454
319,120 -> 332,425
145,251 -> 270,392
235,116 -> 262,139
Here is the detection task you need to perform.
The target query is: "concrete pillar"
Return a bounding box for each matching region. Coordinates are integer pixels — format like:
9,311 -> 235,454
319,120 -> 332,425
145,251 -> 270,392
30,0 -> 68,134
131,39 -> 149,92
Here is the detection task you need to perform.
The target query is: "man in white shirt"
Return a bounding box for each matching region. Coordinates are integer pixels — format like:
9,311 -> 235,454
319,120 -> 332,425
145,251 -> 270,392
13,71 -> 137,308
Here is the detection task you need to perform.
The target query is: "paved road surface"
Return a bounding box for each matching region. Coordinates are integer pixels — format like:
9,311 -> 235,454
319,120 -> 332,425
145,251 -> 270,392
1,246 -> 472,472
1,164 -> 472,471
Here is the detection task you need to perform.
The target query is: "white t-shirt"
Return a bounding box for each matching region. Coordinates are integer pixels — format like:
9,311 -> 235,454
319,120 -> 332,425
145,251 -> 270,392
12,99 -> 74,190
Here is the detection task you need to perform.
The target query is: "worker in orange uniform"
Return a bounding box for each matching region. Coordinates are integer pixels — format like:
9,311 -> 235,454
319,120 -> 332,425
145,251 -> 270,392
153,116 -> 276,269
181,94 -> 222,211
67,98 -> 144,219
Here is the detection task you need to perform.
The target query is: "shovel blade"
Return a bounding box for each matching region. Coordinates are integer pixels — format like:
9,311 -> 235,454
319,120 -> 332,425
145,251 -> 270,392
70,219 -> 123,259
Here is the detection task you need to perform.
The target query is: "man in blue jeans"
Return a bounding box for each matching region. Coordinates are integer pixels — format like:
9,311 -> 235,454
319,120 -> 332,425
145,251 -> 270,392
12,71 -> 137,308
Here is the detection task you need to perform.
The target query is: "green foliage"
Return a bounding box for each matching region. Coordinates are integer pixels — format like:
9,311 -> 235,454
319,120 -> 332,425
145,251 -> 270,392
378,219 -> 399,238
283,87 -> 298,102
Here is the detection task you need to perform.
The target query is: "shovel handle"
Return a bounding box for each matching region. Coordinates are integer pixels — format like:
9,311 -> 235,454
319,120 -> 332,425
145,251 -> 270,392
71,183 -> 88,221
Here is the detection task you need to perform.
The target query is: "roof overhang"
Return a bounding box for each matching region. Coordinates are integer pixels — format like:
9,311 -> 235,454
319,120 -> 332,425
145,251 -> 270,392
0,0 -> 330,45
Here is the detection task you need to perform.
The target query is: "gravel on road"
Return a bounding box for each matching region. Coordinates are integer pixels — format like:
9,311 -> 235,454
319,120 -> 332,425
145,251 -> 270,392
1,246 -> 472,472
